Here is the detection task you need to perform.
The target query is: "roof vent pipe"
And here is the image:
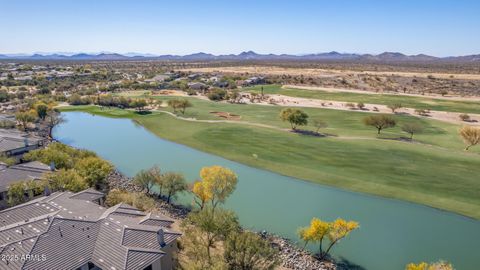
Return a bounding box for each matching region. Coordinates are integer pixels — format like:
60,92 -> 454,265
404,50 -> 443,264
157,229 -> 165,247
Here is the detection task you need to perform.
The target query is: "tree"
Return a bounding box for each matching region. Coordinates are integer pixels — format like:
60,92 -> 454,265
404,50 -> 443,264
35,103 -> 49,120
25,180 -> 45,199
68,93 -> 90,105
207,88 -> 227,101
75,156 -> 113,188
44,169 -> 88,192
7,182 -> 27,206
298,218 -> 330,253
298,217 -> 359,260
182,207 -> 240,263
45,111 -> 65,138
200,165 -> 238,210
133,168 -> 156,194
387,103 -> 403,113
312,118 -> 328,134
24,142 -> 93,169
363,114 -> 396,134
167,98 -> 192,114
15,111 -> 36,131
357,102 -> 366,110
401,122 -> 424,140
0,153 -> 16,166
459,125 -> 480,150
177,99 -> 192,114
279,108 -> 309,130
406,260 -> 453,270
131,99 -> 148,111
167,99 -> 180,113
192,180 -> 211,210
321,218 -> 359,259
224,231 -> 279,270
162,172 -> 187,203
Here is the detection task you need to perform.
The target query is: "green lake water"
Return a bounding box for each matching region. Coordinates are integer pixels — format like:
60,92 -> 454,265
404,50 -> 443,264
53,112 -> 480,270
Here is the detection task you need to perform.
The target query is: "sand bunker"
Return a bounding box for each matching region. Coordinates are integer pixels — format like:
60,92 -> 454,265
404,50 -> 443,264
210,111 -> 242,120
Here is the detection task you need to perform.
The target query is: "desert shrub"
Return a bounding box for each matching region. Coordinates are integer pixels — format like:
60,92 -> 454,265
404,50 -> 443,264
459,113 -> 470,122
207,89 -> 227,101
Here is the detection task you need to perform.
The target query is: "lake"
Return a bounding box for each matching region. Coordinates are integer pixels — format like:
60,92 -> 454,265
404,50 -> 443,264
53,112 -> 480,270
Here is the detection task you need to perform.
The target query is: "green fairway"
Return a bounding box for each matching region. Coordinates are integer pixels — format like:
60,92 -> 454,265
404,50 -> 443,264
119,95 -> 476,152
59,103 -> 480,219
245,84 -> 480,114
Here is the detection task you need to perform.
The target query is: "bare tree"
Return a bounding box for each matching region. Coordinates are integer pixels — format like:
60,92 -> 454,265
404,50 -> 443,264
459,126 -> 480,150
401,122 -> 424,140
45,111 -> 65,138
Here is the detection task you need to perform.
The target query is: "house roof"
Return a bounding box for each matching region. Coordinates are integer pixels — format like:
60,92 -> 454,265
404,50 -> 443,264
144,74 -> 170,83
0,189 -> 180,270
0,129 -> 44,154
0,161 -> 51,192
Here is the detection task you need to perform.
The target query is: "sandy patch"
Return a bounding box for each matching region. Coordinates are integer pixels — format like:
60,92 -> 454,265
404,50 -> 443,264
210,111 -> 241,120
180,66 -> 480,81
283,85 -> 480,102
239,93 -> 480,126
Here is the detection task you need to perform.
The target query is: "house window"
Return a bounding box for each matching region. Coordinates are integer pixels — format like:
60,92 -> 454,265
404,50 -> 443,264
0,192 -> 4,201
143,265 -> 153,270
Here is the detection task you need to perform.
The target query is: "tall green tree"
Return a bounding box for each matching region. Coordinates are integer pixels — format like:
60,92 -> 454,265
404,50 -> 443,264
363,114 -> 396,134
7,182 -> 26,206
75,156 -> 113,188
279,108 -> 309,130
35,103 -> 49,120
44,169 -> 88,192
162,172 -> 188,203
133,168 -> 157,194
15,111 -> 36,131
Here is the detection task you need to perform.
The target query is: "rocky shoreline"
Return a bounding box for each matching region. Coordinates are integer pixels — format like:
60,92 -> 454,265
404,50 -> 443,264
107,169 -> 336,270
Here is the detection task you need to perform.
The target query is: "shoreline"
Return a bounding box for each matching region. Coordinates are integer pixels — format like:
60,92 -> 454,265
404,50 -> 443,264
106,169 -> 338,270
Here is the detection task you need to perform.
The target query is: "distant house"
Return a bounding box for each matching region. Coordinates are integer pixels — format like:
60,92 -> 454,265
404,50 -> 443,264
13,75 -> 32,81
144,74 -> 171,83
187,82 -> 208,90
0,189 -> 181,270
214,81 -> 229,88
187,73 -> 201,80
0,129 -> 45,158
208,76 -> 220,82
243,76 -> 266,86
0,161 -> 52,209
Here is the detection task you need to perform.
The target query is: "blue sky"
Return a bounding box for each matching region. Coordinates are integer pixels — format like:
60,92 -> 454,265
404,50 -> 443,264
1,0 -> 479,56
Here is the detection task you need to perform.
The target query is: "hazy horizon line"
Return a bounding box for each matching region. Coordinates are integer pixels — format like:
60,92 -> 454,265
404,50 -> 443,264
1,50 -> 479,58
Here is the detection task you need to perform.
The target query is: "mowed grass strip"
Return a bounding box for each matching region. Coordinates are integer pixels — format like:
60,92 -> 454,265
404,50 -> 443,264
245,84 -> 480,114
60,105 -> 480,219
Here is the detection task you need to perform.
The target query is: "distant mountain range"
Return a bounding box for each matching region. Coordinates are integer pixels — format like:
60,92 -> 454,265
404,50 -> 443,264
1,51 -> 479,62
